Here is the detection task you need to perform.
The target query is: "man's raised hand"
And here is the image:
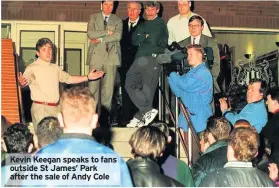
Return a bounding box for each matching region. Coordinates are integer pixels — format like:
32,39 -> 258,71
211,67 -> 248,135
87,69 -> 104,81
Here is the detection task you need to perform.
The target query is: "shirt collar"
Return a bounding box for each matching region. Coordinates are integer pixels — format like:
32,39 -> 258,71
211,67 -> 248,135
224,161 -> 253,168
129,17 -> 140,25
102,12 -> 111,20
191,35 -> 201,44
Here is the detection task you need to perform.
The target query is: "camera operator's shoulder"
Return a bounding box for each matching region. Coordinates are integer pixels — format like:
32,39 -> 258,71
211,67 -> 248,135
200,64 -> 212,75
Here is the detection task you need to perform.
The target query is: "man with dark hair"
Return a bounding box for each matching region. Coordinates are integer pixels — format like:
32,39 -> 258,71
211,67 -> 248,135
261,87 -> 279,166
87,0 -> 122,124
167,0 -> 211,44
179,15 -> 220,94
1,123 -> 34,186
1,116 -> 10,163
125,1 -> 168,127
36,86 -> 133,187
18,38 -> 104,132
2,123 -> 34,154
127,126 -> 183,187
118,1 -> 143,125
200,127 -> 275,187
36,116 -> 62,148
150,121 -> 194,187
220,78 -> 268,132
168,44 -> 213,163
191,117 -> 231,186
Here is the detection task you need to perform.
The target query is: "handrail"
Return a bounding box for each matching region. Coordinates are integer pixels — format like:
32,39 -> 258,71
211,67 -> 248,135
14,52 -> 25,124
179,100 -> 201,153
158,86 -> 190,164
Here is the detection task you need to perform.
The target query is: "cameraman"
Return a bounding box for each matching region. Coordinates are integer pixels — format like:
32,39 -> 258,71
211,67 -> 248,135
219,79 -> 268,133
179,15 -> 220,94
168,44 -> 213,163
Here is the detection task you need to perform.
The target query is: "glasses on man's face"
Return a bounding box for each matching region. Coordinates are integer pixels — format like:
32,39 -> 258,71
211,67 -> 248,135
188,24 -> 201,29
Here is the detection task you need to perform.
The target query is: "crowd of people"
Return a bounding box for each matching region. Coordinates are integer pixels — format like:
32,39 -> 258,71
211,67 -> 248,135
2,0 -> 279,187
1,87 -> 278,186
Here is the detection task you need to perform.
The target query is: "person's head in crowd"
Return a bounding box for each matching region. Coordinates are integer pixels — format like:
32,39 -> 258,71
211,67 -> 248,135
187,44 -> 204,67
227,127 -> 259,162
200,117 -> 231,152
234,119 -> 251,128
266,87 -> 279,114
57,86 -> 98,135
144,1 -> 160,20
177,0 -> 191,16
37,116 -> 63,148
188,15 -> 204,37
35,38 -> 53,62
129,126 -> 166,160
247,78 -> 267,104
102,0 -> 114,16
149,121 -> 172,143
3,123 -> 34,153
127,1 -> 142,21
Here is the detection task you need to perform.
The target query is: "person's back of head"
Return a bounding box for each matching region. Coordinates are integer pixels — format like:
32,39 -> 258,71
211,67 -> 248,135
234,119 -> 251,128
37,116 -> 62,148
3,123 -> 34,153
149,121 -> 172,143
58,86 -> 98,134
205,116 -> 231,145
129,126 -> 166,160
227,126 -> 259,162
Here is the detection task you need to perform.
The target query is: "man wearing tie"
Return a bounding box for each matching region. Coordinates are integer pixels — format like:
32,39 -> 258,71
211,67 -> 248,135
167,0 -> 211,44
86,0 -> 123,125
179,15 -> 220,94
119,1 -> 144,125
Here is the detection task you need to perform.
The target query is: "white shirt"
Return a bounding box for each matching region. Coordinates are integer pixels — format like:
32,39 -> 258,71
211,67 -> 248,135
128,17 -> 140,31
191,35 -> 201,44
167,12 -> 212,44
102,12 -> 111,22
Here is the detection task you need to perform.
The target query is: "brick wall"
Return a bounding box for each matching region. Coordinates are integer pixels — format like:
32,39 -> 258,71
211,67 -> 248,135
2,1 -> 279,29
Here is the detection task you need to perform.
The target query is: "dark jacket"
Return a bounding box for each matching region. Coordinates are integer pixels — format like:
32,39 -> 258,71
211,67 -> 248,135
132,17 -> 168,58
191,140 -> 228,186
261,111 -> 279,166
127,157 -> 184,187
120,17 -> 144,70
199,161 -> 276,187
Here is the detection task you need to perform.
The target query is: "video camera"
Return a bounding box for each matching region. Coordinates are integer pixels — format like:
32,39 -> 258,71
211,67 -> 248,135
163,42 -> 214,75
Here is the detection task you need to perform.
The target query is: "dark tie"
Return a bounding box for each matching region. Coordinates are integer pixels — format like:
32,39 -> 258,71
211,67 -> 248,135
129,22 -> 135,32
104,16 -> 108,29
193,38 -> 196,44
104,16 -> 108,52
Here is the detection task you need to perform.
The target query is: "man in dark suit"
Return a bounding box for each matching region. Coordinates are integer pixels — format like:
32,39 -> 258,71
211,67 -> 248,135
86,0 -> 122,126
179,15 -> 220,94
118,1 -> 144,125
